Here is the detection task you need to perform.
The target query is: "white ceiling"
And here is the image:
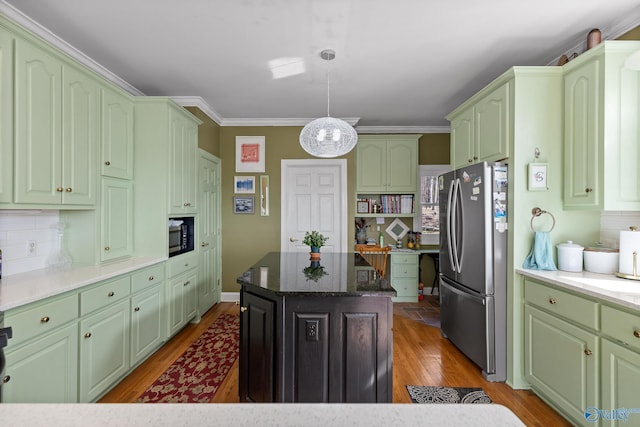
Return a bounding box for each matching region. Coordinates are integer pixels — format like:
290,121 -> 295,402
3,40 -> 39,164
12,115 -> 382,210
3,0 -> 640,132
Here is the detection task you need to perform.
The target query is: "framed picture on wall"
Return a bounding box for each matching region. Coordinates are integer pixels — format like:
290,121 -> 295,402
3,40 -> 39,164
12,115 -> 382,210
234,176 -> 255,194
233,196 -> 255,214
235,136 -> 265,173
528,163 -> 549,191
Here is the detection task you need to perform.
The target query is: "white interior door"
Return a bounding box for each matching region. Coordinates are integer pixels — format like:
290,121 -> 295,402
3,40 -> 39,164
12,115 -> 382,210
198,150 -> 221,314
281,159 -> 347,252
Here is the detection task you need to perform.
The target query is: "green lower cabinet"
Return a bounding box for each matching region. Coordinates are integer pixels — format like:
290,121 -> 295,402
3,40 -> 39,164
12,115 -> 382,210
79,299 -> 130,402
391,252 -> 419,302
601,339 -> 640,427
3,322 -> 78,403
130,283 -> 164,367
167,269 -> 198,337
524,304 -> 599,426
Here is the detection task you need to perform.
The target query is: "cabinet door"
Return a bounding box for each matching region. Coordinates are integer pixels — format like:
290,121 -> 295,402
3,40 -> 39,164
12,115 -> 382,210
0,28 -> 13,203
239,290 -> 276,402
524,304 -> 599,425
3,322 -> 78,403
387,138 -> 418,192
601,339 -> 640,427
356,139 -> 387,192
79,299 -> 130,402
14,38 -> 63,204
130,283 -> 164,366
168,109 -> 198,214
183,123 -> 198,211
101,87 -> 133,179
450,106 -> 475,168
62,63 -> 98,205
100,178 -> 133,261
564,59 -> 600,209
167,270 -> 197,337
475,82 -> 509,164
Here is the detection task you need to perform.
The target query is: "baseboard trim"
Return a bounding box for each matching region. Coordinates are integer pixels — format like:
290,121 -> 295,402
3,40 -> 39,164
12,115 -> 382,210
221,292 -> 240,303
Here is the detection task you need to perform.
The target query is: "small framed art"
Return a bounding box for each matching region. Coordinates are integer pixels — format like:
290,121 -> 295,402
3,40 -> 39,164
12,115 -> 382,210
357,200 -> 370,214
234,176 -> 255,194
234,196 -> 255,214
528,163 -> 549,191
236,136 -> 265,173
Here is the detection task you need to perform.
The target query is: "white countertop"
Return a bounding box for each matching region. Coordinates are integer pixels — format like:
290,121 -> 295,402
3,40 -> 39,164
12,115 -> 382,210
0,256 -> 167,311
516,268 -> 640,311
1,403 -> 525,427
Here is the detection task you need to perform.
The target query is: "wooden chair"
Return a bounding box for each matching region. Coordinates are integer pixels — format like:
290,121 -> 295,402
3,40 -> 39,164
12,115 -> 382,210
357,245 -> 391,278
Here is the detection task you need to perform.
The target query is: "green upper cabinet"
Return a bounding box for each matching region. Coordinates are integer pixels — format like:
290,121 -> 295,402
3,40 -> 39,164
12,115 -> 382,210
356,135 -> 419,193
448,82 -> 510,169
168,107 -> 198,214
14,38 -> 98,206
563,41 -> 640,210
0,27 -> 13,204
101,86 -> 133,180
101,177 -> 133,262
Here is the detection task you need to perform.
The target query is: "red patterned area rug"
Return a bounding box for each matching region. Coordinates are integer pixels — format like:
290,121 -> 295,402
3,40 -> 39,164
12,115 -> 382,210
137,313 -> 239,403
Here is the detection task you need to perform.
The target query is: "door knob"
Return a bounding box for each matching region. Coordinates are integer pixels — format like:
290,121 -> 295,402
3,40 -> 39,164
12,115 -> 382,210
289,237 -> 297,242
240,306 -> 247,312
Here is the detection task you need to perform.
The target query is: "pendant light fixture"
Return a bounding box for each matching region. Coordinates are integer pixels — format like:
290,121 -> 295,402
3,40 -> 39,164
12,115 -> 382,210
299,49 -> 358,158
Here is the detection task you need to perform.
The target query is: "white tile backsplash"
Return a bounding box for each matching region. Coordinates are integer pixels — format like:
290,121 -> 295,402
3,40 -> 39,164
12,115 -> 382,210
600,211 -> 640,249
0,210 -> 60,276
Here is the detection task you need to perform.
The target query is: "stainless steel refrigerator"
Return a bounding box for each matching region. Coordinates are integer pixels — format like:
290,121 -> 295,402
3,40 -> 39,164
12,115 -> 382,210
438,162 -> 507,382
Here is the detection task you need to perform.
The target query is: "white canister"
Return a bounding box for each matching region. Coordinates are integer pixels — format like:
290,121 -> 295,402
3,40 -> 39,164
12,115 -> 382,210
557,241 -> 584,272
583,244 -> 619,274
619,226 -> 640,276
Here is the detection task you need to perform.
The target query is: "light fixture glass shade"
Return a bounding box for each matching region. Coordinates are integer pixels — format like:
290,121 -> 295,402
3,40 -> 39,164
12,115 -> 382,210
299,116 -> 358,158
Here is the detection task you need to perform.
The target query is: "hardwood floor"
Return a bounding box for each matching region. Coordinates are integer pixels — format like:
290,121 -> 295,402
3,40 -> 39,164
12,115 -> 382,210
99,299 -> 571,427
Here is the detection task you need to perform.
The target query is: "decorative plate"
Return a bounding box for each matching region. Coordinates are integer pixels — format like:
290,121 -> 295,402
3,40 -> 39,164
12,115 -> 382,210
385,218 -> 410,241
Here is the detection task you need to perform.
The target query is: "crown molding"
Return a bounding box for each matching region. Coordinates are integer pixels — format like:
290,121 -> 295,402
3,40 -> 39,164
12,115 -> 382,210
355,125 -> 450,134
547,5 -> 640,66
218,117 -> 360,127
171,96 -> 224,125
0,1 -> 145,96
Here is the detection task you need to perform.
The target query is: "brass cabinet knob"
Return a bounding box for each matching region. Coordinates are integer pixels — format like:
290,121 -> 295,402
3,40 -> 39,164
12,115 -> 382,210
148,276 -> 154,281
108,291 -> 115,297
65,188 -> 72,192
467,159 -> 473,163
548,298 -> 557,305
183,202 -> 192,207
56,187 -> 63,192
184,281 -> 190,286
3,375 -> 10,384
84,332 -> 92,338
105,246 -> 110,251
184,263 -> 189,267
584,349 -> 593,356
40,316 -> 50,323
105,161 -> 111,166
585,188 -> 593,193
134,307 -> 140,312
201,242 -> 209,247
240,306 -> 248,312
634,330 -> 640,338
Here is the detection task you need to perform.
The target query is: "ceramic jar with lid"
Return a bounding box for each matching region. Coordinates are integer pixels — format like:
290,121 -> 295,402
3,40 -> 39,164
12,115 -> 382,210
557,240 -> 584,272
583,243 -> 619,274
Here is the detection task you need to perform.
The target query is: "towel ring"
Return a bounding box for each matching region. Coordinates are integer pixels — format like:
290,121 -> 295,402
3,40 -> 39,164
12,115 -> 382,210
530,207 -> 555,232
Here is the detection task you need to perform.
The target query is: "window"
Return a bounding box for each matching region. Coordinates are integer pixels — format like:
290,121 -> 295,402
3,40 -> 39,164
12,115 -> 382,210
414,165 -> 450,245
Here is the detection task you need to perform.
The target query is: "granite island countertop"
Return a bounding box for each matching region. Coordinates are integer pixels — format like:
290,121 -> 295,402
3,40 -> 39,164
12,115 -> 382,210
237,252 -> 396,297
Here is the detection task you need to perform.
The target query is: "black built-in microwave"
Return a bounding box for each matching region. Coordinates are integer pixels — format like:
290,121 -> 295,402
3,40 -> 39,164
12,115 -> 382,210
168,217 -> 194,257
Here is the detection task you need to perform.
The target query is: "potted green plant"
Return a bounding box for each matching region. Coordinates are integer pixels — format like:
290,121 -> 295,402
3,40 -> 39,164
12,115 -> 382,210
303,230 -> 328,260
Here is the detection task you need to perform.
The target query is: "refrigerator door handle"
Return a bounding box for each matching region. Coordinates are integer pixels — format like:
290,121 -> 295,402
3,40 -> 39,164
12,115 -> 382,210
451,178 -> 462,272
446,179 -> 456,271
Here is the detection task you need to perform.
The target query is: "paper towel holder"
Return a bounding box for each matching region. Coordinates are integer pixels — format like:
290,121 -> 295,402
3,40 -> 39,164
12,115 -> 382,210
615,226 -> 640,280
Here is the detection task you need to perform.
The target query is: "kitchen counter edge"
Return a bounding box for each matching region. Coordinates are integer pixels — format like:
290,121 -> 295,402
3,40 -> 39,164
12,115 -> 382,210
0,256 -> 167,311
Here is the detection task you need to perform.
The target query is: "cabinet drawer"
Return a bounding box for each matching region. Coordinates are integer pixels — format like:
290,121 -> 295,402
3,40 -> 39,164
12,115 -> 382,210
6,293 -> 78,348
524,279 -> 599,330
80,276 -> 131,316
392,278 -> 418,297
167,252 -> 198,278
391,263 -> 417,278
391,254 -> 418,265
601,305 -> 640,352
131,264 -> 165,294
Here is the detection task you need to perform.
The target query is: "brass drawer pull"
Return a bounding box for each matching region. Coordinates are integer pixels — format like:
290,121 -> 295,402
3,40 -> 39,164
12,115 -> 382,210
40,316 -> 50,323
104,246 -> 110,251
56,187 -> 63,192
3,375 -> 10,384
108,291 -> 115,297
134,307 -> 140,312
148,276 -> 154,281
84,332 -> 92,338
105,161 -> 111,166
634,330 -> 640,338
65,188 -> 72,192
584,349 -> 593,356
240,306 -> 247,313
548,298 -> 557,305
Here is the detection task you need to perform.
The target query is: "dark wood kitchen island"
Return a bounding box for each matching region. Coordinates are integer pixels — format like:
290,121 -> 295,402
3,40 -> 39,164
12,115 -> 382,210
236,252 -> 396,403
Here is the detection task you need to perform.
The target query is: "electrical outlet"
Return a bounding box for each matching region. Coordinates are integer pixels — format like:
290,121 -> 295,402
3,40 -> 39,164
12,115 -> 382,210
27,240 -> 36,256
